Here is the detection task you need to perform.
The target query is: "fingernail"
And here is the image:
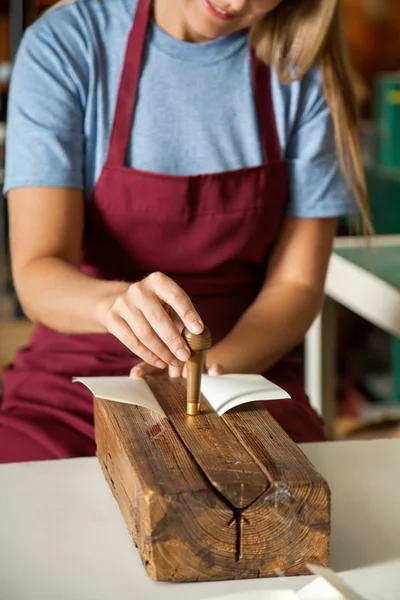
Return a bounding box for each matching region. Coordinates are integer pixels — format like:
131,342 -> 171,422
208,363 -> 221,376
190,321 -> 203,334
177,348 -> 190,362
171,359 -> 182,367
156,360 -> 166,369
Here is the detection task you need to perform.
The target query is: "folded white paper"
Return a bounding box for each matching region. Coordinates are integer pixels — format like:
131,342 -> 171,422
73,373 -> 291,417
72,376 -> 166,416
200,374 -> 291,415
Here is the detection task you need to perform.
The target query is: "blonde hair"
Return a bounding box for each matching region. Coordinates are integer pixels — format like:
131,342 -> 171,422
250,0 -> 372,234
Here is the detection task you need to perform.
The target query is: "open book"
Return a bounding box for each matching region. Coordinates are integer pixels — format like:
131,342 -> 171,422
73,373 -> 291,416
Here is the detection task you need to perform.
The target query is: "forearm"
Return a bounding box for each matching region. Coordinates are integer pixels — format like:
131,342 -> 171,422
15,257 -> 129,333
207,282 -> 323,374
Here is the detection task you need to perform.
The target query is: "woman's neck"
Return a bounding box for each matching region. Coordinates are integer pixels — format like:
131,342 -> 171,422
153,0 -> 209,43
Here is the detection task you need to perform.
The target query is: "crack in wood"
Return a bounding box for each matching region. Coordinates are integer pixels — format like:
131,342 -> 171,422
161,410 -> 248,562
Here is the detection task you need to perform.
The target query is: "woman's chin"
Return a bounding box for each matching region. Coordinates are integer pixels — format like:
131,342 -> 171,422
185,1 -> 236,42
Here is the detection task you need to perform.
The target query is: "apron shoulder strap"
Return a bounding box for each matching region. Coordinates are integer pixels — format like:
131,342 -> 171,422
250,51 -> 282,163
107,0 -> 152,166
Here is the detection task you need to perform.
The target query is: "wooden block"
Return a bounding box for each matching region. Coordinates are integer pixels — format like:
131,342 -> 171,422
94,377 -> 330,582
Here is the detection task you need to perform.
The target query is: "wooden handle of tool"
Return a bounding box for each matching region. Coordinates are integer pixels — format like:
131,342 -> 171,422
182,326 -> 212,415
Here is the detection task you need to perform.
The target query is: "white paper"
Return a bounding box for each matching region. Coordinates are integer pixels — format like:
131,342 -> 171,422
335,559 -> 400,600
299,578 -> 360,599
203,569 -> 370,600
201,373 -> 291,415
203,591 -> 299,600
298,566 -> 366,600
73,374 -> 290,416
201,561 -> 400,600
72,376 -> 166,416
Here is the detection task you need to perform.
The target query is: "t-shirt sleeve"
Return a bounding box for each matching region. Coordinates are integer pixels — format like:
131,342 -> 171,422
3,10 -> 86,195
284,67 -> 358,219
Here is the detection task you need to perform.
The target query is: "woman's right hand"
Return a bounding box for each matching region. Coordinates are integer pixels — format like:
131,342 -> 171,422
100,272 -> 204,369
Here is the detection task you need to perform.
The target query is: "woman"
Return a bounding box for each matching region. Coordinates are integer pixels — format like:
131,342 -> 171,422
0,0 -> 370,462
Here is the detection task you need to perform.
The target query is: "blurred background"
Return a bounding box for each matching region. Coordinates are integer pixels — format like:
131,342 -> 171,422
1,0 -> 400,440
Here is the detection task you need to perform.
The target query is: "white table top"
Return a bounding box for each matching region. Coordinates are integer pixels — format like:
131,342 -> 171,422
1,439 -> 400,599
326,235 -> 400,335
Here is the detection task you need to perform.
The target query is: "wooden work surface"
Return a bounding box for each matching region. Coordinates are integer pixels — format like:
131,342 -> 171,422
94,377 -> 330,583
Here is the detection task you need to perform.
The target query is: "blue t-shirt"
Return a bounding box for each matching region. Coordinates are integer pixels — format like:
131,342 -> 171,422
4,0 -> 356,218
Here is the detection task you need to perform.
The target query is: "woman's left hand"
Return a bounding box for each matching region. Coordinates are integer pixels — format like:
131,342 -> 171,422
130,360 -> 224,379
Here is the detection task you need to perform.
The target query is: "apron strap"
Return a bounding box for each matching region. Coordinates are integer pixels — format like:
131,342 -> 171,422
250,51 -> 282,163
107,0 -> 152,166
107,0 -> 281,167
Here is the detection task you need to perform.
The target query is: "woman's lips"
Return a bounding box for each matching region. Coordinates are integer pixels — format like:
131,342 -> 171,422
204,0 -> 238,22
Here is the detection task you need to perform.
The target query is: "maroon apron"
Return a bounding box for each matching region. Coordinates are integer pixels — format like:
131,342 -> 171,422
0,0 -> 324,463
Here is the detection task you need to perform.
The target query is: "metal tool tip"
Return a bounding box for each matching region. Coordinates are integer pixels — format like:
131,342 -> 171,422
186,403 -> 201,416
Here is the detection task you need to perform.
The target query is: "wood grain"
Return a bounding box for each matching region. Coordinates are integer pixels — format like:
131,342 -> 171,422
94,377 -> 330,582
94,399 -> 240,582
222,403 -> 330,574
148,377 -> 269,509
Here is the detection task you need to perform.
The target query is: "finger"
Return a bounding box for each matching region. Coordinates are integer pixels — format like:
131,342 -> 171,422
168,365 -> 184,379
130,289 -> 192,363
148,272 -> 204,335
208,363 -> 224,376
169,309 -> 184,335
119,302 -> 182,367
130,362 -> 165,378
107,315 -> 167,369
